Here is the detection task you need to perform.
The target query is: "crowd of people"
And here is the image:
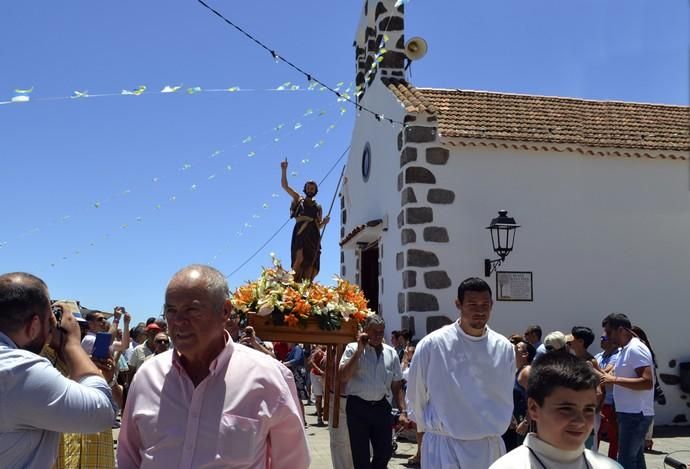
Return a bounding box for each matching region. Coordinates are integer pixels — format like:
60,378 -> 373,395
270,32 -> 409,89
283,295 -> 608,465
0,269 -> 665,469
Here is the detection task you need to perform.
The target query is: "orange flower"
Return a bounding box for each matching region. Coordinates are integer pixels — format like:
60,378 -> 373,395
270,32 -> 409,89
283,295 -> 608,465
233,285 -> 255,306
349,310 -> 359,321
293,300 -> 312,318
284,314 -> 300,327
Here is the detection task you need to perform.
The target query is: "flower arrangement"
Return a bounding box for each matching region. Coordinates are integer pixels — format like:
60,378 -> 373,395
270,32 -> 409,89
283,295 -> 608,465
231,256 -> 374,331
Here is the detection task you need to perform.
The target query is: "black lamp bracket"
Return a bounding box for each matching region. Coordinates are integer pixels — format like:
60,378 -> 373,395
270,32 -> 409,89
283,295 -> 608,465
484,258 -> 503,277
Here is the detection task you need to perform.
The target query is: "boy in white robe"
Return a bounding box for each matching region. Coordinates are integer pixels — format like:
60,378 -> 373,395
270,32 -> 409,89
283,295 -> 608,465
490,352 -> 621,469
407,277 -> 515,468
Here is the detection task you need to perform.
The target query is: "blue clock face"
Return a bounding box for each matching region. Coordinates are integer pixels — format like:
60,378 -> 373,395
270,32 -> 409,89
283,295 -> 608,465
362,143 -> 371,182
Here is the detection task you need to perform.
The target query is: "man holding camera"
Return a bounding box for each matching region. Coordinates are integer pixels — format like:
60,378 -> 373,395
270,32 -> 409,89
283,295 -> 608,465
339,315 -> 406,469
82,309 -> 110,354
0,272 -> 115,468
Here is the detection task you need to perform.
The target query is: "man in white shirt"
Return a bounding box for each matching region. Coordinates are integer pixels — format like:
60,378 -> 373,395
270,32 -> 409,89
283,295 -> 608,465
600,313 -> 654,469
407,277 -> 515,468
339,315 -> 405,469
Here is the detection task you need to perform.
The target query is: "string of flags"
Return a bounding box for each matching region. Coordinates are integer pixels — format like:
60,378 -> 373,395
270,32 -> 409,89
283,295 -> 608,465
0,80 -> 347,107
3,77 -> 352,241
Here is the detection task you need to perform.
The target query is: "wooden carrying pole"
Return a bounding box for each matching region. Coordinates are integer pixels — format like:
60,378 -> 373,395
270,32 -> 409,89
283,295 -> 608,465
322,344 -> 345,427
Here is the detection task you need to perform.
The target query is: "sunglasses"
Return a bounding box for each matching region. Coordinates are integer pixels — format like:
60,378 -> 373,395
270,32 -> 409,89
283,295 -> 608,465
156,339 -> 170,345
600,336 -> 609,341
90,317 -> 107,322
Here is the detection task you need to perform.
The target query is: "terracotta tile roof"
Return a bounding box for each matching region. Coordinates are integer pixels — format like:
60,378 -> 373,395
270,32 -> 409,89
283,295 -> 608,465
383,79 -> 437,114
383,80 -> 690,154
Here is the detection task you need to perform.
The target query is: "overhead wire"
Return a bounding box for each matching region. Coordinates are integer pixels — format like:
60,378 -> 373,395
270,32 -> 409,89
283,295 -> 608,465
196,0 -> 405,127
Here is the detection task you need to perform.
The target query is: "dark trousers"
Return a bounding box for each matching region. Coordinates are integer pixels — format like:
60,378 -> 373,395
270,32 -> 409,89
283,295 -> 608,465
346,395 -> 393,469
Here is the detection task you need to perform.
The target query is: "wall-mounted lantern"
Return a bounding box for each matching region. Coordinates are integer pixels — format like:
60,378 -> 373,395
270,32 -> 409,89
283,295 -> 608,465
484,210 -> 520,277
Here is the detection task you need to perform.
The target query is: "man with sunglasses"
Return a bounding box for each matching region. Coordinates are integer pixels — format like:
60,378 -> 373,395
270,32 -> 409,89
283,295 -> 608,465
600,313 -> 654,468
81,310 -> 110,354
152,332 -> 170,355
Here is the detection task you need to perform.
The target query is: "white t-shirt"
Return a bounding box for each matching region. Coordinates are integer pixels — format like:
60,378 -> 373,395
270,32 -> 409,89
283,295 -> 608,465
81,331 -> 97,355
613,337 -> 655,415
490,433 -> 622,469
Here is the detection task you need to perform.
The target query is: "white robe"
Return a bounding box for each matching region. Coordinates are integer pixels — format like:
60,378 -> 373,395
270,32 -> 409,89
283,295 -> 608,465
407,321 -> 515,468
490,433 -> 622,468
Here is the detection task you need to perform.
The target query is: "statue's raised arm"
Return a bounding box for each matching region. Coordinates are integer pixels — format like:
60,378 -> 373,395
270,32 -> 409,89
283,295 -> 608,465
280,159 -> 300,202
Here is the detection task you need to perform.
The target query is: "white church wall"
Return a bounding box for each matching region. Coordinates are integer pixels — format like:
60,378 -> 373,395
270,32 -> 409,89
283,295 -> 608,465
408,142 -> 690,424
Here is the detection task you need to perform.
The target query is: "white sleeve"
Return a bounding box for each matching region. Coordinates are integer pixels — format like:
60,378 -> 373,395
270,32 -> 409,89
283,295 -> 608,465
406,340 -> 429,433
391,351 -> 403,382
8,358 -> 114,434
628,341 -> 653,370
81,334 -> 95,355
339,343 -> 356,368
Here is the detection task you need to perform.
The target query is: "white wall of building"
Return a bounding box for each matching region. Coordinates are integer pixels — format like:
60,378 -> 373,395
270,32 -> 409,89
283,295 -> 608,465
397,142 -> 690,424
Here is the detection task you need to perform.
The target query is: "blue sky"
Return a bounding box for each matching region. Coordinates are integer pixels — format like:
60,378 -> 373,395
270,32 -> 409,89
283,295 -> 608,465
1,0 -> 687,324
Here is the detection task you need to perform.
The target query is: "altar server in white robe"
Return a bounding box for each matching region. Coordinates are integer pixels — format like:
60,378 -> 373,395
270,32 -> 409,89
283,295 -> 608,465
407,277 -> 515,468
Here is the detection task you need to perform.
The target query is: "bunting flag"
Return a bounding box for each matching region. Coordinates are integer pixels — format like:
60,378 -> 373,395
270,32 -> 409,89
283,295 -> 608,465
161,85 -> 182,93
1,79 -> 334,107
121,85 -> 147,96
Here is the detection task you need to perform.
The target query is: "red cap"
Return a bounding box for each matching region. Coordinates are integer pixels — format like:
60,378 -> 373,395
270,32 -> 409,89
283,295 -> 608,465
146,323 -> 162,331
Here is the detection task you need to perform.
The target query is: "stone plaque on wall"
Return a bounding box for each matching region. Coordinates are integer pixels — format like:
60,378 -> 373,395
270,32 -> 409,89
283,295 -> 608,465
496,271 -> 533,301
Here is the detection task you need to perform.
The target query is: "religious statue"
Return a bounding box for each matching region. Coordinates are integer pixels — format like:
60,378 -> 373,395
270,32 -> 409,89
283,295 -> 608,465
281,159 -> 330,282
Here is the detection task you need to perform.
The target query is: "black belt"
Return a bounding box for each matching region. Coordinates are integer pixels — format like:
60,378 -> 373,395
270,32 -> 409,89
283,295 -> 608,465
328,391 -> 348,398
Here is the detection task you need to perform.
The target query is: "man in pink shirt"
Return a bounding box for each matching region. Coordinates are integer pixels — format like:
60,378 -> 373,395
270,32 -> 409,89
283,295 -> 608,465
117,265 -> 310,469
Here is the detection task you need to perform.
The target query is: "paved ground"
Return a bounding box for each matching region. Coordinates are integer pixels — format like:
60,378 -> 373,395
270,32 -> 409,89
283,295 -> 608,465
114,405 -> 690,468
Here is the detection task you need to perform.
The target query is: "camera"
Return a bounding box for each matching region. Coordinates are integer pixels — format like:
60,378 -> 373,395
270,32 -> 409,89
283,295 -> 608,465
51,303 -> 63,327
